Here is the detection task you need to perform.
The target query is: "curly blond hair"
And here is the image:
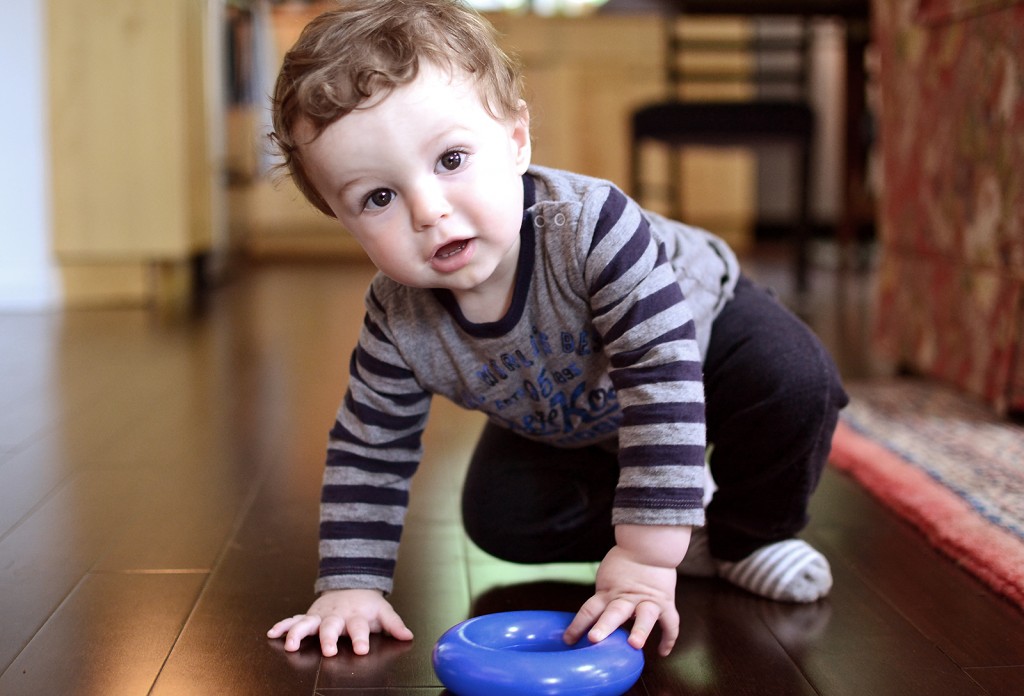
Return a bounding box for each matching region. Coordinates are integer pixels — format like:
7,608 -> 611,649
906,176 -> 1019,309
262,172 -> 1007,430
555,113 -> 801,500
271,0 -> 524,217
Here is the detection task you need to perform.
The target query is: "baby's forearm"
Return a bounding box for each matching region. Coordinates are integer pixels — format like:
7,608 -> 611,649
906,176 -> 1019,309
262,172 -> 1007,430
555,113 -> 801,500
614,524 -> 691,569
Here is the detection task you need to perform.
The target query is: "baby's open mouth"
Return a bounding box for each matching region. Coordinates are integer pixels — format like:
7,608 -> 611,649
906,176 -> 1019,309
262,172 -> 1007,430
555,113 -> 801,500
435,240 -> 468,259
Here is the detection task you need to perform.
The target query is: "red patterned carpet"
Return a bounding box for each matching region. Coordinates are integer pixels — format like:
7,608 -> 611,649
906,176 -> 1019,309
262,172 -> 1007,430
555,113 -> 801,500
830,377 -> 1024,612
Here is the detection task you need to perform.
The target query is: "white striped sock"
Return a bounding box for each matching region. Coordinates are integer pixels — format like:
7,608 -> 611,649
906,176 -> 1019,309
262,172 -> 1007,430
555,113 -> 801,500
716,539 -> 832,602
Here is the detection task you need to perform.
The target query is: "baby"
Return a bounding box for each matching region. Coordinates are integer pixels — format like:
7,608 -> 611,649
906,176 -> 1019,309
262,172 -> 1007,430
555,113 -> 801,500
267,0 -> 847,659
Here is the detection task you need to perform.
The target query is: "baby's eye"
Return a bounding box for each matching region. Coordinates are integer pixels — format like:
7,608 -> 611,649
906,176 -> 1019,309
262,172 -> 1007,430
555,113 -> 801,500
438,150 -> 464,172
364,188 -> 395,210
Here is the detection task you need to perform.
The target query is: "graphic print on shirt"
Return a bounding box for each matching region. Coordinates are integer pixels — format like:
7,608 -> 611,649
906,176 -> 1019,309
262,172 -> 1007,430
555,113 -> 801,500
457,323 -> 622,444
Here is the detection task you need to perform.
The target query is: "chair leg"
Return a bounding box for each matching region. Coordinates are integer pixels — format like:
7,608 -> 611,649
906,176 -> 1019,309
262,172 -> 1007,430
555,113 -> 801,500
668,147 -> 684,222
630,139 -> 643,205
794,142 -> 813,293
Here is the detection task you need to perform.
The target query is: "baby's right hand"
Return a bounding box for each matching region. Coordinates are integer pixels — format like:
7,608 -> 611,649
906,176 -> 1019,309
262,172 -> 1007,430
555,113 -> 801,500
267,588 -> 413,656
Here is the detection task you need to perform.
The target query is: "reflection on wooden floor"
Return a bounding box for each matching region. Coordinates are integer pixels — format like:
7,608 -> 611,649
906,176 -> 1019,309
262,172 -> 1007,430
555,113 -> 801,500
1,255 -> 1022,695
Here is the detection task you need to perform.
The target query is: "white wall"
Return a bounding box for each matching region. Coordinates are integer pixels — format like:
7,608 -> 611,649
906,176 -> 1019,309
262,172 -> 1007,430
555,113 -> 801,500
0,0 -> 61,310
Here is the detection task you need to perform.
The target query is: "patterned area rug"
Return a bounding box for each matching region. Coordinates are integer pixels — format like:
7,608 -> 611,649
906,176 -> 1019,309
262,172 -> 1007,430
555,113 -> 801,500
830,377 -> 1024,611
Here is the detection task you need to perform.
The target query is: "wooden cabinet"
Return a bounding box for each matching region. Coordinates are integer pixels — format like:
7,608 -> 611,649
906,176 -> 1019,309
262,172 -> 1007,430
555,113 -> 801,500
48,0 -> 222,306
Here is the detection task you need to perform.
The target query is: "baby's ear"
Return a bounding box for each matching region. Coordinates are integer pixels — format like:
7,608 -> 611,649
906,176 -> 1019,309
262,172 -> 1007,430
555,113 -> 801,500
511,101 -> 532,174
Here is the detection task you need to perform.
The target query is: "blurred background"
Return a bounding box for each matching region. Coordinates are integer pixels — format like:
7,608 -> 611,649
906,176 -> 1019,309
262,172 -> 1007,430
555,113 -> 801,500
0,0 -> 862,311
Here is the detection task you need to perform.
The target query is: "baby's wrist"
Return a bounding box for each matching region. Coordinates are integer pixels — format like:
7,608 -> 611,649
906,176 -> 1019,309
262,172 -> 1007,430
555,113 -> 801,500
613,524 -> 691,568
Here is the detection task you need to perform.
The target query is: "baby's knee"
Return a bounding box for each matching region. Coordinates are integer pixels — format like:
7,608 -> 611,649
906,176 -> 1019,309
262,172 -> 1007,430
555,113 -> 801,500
769,330 -> 848,424
463,522 -> 536,563
460,489 -> 541,562
462,500 -> 508,557
461,485 -> 614,564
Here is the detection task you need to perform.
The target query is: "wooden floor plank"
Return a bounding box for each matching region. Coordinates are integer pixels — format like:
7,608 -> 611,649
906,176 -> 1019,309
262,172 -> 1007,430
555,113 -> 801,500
149,471 -> 323,696
0,466 -> 145,671
92,460 -> 255,573
0,572 -> 206,696
646,581 -> 820,696
761,552 -> 989,696
789,469 -> 1008,695
0,314 -> 61,452
0,388 -> 53,456
964,666 -> 1024,696
0,439 -> 76,540
810,469 -> 1024,668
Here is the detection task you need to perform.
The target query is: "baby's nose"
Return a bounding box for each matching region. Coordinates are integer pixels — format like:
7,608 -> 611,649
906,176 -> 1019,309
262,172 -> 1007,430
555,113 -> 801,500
410,182 -> 451,230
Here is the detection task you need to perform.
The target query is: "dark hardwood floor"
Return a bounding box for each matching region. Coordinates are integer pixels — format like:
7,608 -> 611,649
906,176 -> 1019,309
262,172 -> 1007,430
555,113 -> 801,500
1,247 -> 1022,695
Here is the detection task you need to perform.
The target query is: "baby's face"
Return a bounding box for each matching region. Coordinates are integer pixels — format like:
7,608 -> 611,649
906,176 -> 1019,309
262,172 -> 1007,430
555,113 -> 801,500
297,63 -> 531,306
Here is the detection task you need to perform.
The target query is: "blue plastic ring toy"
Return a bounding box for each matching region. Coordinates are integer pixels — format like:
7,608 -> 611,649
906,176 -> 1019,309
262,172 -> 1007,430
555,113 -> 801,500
432,610 -> 644,696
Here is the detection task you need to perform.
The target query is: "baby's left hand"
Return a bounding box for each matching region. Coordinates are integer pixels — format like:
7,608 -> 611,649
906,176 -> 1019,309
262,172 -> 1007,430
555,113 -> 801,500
563,543 -> 680,657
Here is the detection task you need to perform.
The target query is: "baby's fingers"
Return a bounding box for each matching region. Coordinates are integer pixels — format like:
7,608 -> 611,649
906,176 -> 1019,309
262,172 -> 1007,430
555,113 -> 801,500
586,597 -> 636,644
282,615 -> 324,652
344,616 -> 371,656
379,604 -> 415,642
626,601 -> 675,655
656,604 -> 680,657
564,595 -> 607,645
267,615 -> 304,639
319,615 -> 345,657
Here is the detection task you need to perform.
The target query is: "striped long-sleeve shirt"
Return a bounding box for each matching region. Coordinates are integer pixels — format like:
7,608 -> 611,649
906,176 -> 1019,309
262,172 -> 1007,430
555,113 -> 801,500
316,165 -> 739,594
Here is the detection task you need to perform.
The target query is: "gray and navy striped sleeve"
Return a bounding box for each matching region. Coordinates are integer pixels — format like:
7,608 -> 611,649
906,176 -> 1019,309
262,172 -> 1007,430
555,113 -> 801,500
582,186 -> 707,527
315,287 -> 432,595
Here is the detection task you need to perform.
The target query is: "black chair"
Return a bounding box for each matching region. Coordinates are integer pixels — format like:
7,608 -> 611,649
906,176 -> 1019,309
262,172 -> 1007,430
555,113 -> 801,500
630,11 -> 816,291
